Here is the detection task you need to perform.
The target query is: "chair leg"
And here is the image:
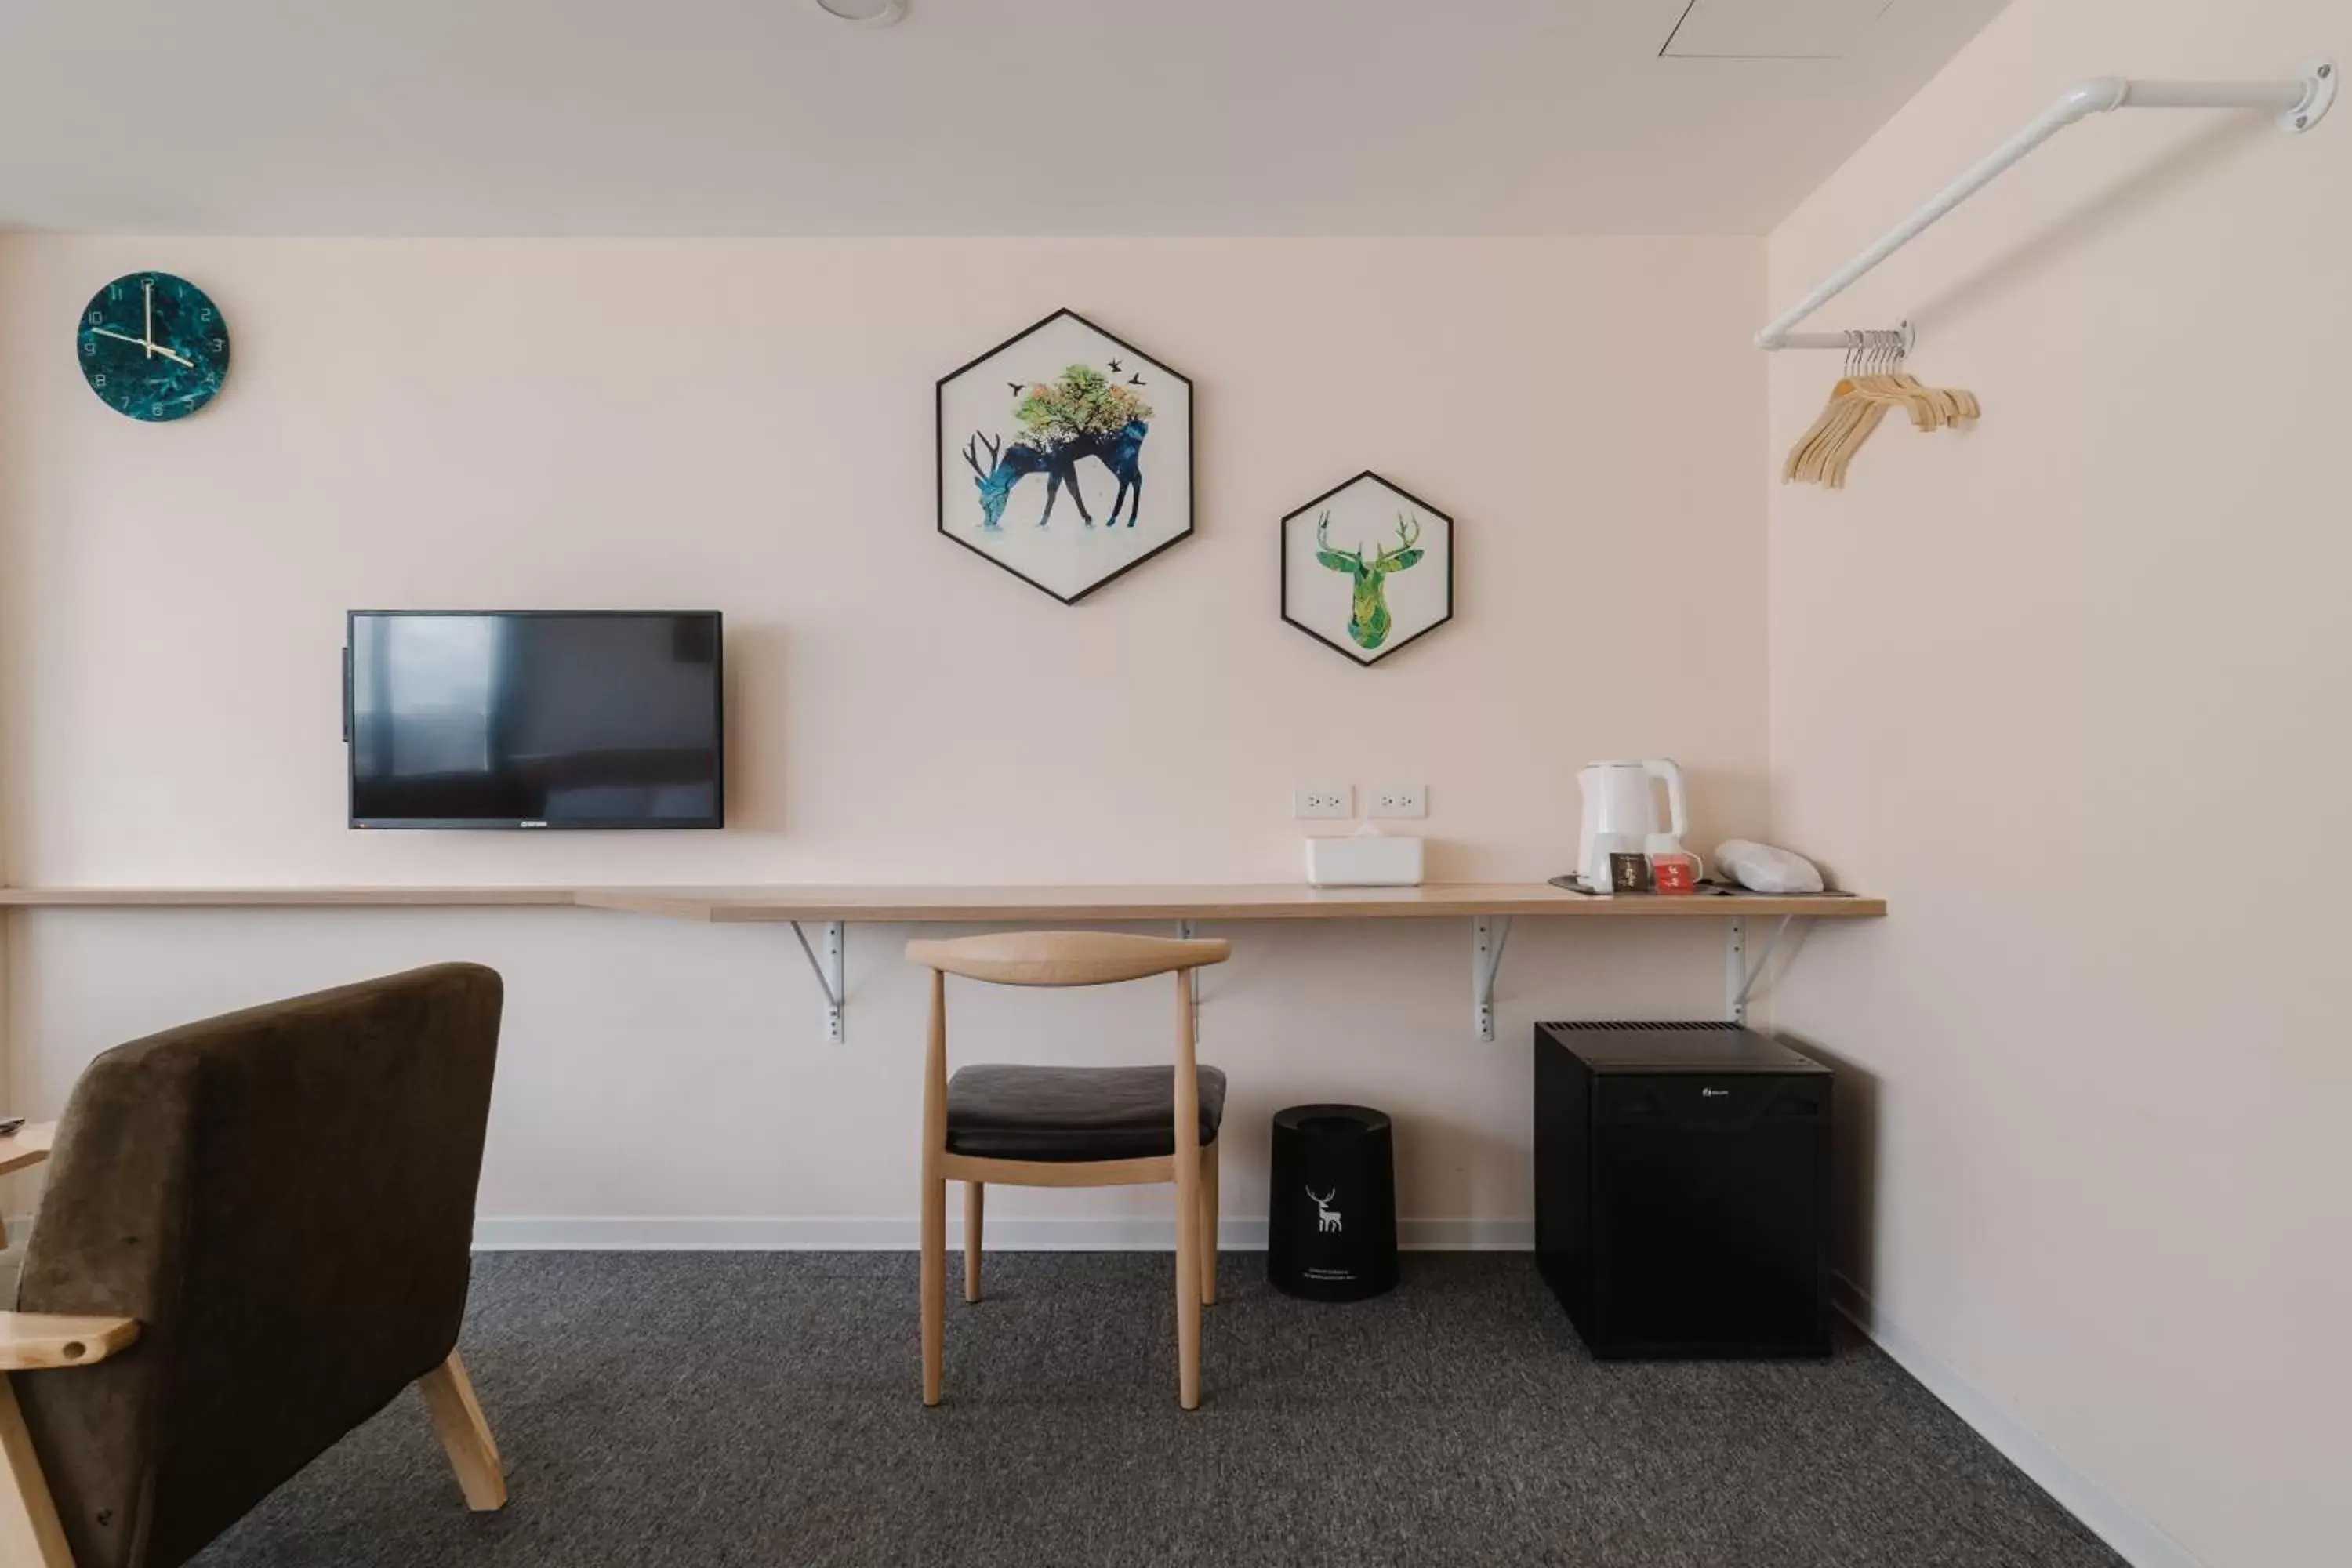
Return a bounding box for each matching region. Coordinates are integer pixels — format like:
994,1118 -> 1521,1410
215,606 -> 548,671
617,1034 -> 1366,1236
416,1352 -> 506,1512
964,1181 -> 984,1304
1173,1147 -> 1203,1411
920,1167 -> 947,1406
1199,1138 -> 1220,1308
0,1376 -> 74,1568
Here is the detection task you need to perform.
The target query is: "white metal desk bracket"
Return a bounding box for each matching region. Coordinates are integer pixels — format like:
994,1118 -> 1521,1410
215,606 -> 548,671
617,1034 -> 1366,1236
1724,917 -> 1798,1026
790,921 -> 847,1043
1473,916 -> 1513,1041
774,905 -> 1825,1043
1757,60 -> 2336,352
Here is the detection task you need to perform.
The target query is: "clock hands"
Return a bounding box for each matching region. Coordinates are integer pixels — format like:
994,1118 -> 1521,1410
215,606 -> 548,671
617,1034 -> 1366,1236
89,325 -> 194,368
122,281 -> 193,367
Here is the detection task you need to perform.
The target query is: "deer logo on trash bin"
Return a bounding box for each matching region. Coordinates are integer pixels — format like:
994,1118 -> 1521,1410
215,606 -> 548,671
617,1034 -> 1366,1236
1308,1187 -> 1342,1234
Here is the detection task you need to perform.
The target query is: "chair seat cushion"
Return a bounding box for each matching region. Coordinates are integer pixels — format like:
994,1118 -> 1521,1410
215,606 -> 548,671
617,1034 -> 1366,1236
946,1064 -> 1228,1163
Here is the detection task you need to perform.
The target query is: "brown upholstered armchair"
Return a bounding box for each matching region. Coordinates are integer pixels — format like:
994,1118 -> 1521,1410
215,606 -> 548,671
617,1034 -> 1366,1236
0,963 -> 508,1568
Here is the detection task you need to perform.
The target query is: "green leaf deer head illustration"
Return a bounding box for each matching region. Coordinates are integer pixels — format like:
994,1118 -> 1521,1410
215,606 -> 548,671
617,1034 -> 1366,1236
1316,512 -> 1425,651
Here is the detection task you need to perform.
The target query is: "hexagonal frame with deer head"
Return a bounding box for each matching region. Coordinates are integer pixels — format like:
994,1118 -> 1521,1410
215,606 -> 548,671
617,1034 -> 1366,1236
1280,473 -> 1455,666
936,308 -> 1196,605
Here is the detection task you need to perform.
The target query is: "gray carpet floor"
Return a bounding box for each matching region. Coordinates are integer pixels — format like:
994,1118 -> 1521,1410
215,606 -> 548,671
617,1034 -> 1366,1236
194,1252 -> 2123,1568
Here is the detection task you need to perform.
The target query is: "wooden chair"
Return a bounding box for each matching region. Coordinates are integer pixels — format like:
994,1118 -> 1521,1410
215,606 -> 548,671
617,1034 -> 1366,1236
0,964 -> 507,1568
907,931 -> 1232,1411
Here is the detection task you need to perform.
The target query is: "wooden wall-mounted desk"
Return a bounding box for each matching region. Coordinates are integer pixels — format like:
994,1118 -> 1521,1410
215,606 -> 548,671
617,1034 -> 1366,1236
0,888 -> 575,908
568,884 -> 1880,924
0,883 -> 1885,1043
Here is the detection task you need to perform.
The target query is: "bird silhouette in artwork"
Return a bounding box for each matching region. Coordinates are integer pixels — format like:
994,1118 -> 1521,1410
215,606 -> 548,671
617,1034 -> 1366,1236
1007,381 -> 1026,395
1127,374 -> 1145,386
1107,358 -> 1123,373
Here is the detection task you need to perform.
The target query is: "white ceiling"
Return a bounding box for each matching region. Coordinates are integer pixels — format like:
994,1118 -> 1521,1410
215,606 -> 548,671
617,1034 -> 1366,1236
0,0 -> 2007,237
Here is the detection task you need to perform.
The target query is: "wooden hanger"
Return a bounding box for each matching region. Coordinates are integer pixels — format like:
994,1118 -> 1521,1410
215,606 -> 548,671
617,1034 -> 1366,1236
1782,382 -> 1847,483
1783,332 -> 1979,488
1784,371 -> 1871,484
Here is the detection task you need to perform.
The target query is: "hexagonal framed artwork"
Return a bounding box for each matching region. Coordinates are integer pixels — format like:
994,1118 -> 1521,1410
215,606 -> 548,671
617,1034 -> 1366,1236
936,308 -> 1195,604
1281,473 -> 1455,666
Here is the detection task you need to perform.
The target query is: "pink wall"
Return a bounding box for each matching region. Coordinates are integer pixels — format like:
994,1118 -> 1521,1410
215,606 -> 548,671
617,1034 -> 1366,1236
1767,2 -> 2349,1563
0,238 -> 1769,887
0,236 -> 1770,1240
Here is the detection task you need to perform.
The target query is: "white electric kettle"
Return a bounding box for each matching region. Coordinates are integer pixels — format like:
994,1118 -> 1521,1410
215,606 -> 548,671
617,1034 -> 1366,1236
1577,760 -> 1690,885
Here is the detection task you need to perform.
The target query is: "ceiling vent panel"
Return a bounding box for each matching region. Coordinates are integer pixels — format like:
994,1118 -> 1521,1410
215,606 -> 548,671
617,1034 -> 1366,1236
1662,0 -> 1896,60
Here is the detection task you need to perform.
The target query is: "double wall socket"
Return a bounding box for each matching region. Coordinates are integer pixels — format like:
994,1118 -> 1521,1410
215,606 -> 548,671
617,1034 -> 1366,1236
1293,785 -> 1352,820
1293,784 -> 1427,819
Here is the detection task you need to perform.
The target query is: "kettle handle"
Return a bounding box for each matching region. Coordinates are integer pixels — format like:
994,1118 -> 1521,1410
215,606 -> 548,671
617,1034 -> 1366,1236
1644,759 -> 1689,839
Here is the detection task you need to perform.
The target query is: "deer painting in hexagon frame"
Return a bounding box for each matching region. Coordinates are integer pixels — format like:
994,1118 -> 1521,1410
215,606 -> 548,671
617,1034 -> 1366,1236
1281,472 -> 1457,666
935,308 -> 1196,606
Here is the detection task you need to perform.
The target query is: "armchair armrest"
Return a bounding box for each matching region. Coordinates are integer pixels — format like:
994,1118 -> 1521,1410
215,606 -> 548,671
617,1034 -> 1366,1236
0,1313 -> 139,1371
0,1307 -> 136,1566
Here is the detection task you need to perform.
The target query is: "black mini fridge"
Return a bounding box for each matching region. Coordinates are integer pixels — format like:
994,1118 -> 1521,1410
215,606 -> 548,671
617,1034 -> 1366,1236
1534,1022 -> 1833,1359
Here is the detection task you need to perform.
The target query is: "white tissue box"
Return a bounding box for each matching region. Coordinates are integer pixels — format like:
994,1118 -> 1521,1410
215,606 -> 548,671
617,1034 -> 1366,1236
1304,834 -> 1425,887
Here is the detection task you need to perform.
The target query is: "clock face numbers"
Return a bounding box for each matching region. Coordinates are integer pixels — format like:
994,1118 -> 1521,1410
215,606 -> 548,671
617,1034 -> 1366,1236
76,272 -> 230,422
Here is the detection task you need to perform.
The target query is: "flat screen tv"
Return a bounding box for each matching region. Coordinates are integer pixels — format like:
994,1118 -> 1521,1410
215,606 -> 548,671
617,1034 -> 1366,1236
346,611 -> 723,829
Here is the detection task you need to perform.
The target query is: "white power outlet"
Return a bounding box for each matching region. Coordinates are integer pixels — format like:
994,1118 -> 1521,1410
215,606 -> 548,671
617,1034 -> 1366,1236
1293,784 -> 1353,820
1369,784 -> 1427,819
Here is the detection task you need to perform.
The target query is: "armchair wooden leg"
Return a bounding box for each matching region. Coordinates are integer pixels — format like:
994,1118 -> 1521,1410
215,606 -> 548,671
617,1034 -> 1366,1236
417,1352 -> 506,1512
1199,1138 -> 1219,1308
964,1181 -> 984,1305
0,1377 -> 77,1567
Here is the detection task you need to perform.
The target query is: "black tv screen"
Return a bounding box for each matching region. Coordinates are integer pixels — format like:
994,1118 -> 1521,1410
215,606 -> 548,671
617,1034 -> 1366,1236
347,611 -> 723,829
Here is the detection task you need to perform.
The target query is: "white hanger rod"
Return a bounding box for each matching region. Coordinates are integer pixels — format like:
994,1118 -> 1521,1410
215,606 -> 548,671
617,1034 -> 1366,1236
1757,60 -> 2336,351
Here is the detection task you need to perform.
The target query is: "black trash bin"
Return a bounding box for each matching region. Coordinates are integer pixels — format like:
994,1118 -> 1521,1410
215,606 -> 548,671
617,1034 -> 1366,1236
1267,1104 -> 1398,1301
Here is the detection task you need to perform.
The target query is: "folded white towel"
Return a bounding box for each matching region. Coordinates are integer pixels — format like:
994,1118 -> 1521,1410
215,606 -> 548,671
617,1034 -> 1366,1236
1713,840 -> 1826,895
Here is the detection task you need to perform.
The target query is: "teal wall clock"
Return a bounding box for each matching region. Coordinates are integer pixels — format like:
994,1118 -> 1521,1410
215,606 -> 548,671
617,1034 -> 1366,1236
76,272 -> 230,422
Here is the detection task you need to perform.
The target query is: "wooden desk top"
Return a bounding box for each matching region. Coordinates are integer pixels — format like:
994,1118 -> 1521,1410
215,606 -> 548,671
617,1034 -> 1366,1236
0,887 -> 575,908
0,884 -> 1886,923
572,883 -> 1886,923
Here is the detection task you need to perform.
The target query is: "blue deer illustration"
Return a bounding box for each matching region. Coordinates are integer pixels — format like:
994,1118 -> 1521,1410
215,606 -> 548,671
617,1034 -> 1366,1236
1093,419 -> 1148,527
964,420 -> 1149,530
964,434 -> 1065,529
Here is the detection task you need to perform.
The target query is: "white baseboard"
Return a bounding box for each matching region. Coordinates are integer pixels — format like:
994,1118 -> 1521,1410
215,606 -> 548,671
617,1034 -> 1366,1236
470,1215 -> 1533,1252
1832,1275 -> 2200,1568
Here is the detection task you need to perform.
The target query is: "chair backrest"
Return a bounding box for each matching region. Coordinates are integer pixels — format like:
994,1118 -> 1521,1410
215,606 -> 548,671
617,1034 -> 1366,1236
11,963 -> 503,1568
905,931 -> 1230,988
